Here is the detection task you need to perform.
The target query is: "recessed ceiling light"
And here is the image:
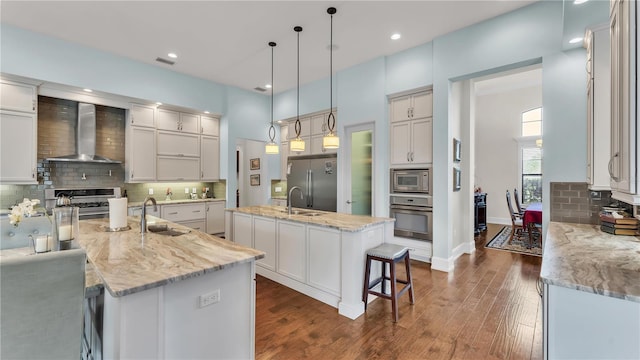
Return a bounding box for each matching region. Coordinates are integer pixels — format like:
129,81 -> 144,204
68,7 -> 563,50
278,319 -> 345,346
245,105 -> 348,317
204,111 -> 210,114
390,33 -> 401,40
265,84 -> 272,89
167,53 -> 178,59
83,88 -> 92,92
569,37 -> 583,44
156,102 -> 163,105
574,0 -> 589,4
277,120 -> 283,124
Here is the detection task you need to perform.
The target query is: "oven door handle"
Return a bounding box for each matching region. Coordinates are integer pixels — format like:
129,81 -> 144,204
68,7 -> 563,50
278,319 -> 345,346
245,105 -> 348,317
391,205 -> 432,213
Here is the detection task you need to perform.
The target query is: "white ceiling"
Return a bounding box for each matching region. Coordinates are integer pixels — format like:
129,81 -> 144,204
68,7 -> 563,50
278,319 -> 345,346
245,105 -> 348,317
1,1 -> 537,94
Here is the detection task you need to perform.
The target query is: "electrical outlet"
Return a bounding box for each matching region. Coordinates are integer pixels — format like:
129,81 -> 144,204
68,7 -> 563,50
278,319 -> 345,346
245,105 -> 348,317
275,186 -> 282,192
148,188 -> 154,195
199,289 -> 220,308
205,187 -> 210,192
185,187 -> 189,194
192,187 -> 197,194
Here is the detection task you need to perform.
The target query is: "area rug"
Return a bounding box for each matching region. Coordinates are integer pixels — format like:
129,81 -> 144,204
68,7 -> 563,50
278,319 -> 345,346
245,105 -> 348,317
485,226 -> 542,257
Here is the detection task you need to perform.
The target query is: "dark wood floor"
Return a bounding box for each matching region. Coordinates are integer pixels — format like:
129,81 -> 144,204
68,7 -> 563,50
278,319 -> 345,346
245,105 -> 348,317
255,223 -> 543,360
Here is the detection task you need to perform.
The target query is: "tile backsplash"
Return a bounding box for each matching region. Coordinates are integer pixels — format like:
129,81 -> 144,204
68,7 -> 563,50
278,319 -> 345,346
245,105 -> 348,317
550,182 -> 625,225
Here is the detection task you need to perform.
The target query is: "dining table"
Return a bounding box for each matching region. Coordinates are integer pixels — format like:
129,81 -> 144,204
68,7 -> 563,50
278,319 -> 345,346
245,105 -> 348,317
523,202 -> 542,246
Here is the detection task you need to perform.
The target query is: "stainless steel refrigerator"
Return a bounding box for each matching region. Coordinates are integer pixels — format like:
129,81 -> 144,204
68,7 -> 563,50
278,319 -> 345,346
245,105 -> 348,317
287,154 -> 337,212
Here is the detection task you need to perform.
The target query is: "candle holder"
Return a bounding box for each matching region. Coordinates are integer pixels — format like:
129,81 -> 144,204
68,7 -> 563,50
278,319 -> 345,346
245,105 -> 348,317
28,234 -> 51,254
52,207 -> 79,251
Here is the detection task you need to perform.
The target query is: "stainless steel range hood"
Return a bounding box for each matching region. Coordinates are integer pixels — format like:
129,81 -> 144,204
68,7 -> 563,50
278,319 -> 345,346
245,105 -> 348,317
46,102 -> 121,164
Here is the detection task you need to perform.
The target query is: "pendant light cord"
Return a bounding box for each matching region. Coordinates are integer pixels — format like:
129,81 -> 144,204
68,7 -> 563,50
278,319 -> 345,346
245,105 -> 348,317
294,26 -> 302,137
327,8 -> 336,133
268,42 -> 276,143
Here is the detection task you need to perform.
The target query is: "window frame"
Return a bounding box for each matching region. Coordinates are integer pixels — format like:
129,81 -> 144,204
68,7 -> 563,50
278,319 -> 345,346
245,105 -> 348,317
517,106 -> 543,205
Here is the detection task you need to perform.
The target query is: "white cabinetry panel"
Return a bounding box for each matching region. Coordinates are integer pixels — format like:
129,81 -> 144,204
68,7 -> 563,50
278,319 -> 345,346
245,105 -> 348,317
0,110 -> 36,183
157,157 -> 199,181
206,201 -> 225,234
0,80 -> 36,113
157,131 -> 200,157
277,221 -> 306,282
200,136 -> 219,181
253,216 -> 276,271
307,226 -> 341,295
200,116 -> 219,136
129,104 -> 155,128
232,213 -> 253,248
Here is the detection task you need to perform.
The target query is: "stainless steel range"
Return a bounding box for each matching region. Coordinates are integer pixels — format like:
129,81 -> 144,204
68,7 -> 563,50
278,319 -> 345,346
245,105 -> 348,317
45,187 -> 121,219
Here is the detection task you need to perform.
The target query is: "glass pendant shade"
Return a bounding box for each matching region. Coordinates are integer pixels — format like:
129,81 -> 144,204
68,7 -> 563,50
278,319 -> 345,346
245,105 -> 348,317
265,141 -> 279,154
323,132 -> 339,149
290,137 -> 305,152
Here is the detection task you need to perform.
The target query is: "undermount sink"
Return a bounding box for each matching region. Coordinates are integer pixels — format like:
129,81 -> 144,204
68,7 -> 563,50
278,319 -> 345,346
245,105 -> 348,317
147,224 -> 189,236
280,209 -> 324,216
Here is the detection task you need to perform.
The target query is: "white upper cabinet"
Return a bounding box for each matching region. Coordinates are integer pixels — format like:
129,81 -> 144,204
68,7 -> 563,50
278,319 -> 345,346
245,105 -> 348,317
390,91 -> 432,122
201,115 -> 219,136
0,80 -> 37,184
0,110 -> 37,183
389,90 -> 433,167
125,126 -> 156,182
0,80 -> 36,113
157,109 -> 200,133
609,0 -> 637,198
585,26 -> 611,191
157,131 -> 200,157
129,103 -> 155,128
287,117 -> 311,140
311,113 -> 327,135
201,135 -> 220,181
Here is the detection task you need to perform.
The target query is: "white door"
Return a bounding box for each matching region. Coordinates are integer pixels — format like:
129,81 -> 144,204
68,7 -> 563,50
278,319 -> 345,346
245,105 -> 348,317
344,123 -> 374,215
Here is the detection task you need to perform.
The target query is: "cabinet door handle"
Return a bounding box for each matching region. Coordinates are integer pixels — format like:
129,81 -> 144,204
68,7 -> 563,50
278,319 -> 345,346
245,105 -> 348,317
131,172 -> 134,178
168,212 -> 178,215
192,210 -> 201,213
407,152 -> 410,162
407,108 -> 410,118
411,152 -> 414,162
608,152 -> 620,182
32,100 -> 36,111
32,169 -> 35,179
201,127 -> 203,134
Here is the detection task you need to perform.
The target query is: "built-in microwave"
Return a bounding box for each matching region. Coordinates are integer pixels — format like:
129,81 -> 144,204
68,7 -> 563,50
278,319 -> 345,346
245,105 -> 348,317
391,168 -> 430,194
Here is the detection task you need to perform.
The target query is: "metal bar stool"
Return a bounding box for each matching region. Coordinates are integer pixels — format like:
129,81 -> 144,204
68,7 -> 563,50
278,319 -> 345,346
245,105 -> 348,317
362,243 -> 414,322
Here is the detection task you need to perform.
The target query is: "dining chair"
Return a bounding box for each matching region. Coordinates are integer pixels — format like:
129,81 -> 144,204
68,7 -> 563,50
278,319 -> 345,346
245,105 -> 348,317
513,188 -> 526,216
506,190 -> 525,244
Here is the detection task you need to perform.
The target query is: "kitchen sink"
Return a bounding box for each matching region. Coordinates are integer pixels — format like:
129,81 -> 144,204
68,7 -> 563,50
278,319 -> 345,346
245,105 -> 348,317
279,209 -> 324,216
147,224 -> 189,236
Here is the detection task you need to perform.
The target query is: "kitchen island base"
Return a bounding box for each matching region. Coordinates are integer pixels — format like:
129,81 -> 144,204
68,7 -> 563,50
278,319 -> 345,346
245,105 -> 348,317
102,261 -> 255,359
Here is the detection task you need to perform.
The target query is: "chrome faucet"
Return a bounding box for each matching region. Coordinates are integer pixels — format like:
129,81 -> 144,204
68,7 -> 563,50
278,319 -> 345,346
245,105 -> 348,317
140,196 -> 157,233
288,186 -> 303,215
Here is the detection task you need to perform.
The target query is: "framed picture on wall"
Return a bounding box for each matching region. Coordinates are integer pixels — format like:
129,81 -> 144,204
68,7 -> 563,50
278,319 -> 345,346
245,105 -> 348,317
453,167 -> 461,191
250,174 -> 260,186
453,138 -> 461,162
250,158 -> 261,170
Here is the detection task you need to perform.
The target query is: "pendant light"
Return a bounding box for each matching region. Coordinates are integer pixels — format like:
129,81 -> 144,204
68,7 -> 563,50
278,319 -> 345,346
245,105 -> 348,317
290,26 -> 306,152
322,7 -> 339,150
265,41 -> 279,154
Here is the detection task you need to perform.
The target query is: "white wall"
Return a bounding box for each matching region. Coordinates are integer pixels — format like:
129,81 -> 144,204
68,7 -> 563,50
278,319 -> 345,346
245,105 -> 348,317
475,85 -> 543,224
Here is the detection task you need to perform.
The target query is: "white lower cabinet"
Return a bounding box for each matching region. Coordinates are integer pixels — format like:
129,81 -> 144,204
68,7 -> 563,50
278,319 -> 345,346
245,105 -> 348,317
307,226 -> 341,295
544,283 -> 640,359
277,221 -> 306,282
162,203 -> 206,230
232,212 -> 253,248
253,216 -> 276,271
205,201 -> 225,234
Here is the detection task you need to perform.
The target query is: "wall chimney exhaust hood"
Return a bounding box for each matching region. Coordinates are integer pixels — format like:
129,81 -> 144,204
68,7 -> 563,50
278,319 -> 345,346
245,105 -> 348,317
45,102 -> 121,164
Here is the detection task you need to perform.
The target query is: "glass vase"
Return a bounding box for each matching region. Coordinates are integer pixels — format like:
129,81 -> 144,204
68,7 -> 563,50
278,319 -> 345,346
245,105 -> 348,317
52,207 -> 79,250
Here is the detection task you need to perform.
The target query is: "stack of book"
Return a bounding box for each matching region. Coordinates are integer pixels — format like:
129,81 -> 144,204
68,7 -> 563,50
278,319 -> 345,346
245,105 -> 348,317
599,211 -> 639,235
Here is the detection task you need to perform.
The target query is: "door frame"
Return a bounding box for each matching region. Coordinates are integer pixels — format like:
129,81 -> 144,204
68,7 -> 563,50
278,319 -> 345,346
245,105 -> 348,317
342,122 -> 375,215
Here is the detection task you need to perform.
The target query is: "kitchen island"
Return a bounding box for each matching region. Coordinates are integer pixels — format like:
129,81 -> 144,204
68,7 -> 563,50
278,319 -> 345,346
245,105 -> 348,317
540,222 -> 640,359
77,216 -> 264,359
225,205 -> 395,319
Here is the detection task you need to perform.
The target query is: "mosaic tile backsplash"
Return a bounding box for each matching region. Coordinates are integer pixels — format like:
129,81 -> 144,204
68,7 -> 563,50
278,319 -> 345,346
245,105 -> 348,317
549,182 -> 626,225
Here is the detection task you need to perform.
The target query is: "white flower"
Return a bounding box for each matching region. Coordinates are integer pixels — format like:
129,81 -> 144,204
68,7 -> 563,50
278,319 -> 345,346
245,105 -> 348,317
9,198 -> 42,226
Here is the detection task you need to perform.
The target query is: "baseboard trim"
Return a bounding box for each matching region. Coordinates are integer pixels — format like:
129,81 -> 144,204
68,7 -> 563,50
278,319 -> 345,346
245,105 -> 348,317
431,256 -> 454,272
488,217 -> 510,226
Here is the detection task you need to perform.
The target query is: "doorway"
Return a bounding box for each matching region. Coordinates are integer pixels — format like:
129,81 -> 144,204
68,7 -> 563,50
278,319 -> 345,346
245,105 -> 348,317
344,123 -> 374,215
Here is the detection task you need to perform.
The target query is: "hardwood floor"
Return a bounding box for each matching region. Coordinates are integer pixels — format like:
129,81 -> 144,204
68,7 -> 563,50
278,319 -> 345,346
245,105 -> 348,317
255,223 -> 543,360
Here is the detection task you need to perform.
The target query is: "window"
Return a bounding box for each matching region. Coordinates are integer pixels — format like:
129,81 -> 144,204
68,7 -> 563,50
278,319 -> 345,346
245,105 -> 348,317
519,107 -> 542,204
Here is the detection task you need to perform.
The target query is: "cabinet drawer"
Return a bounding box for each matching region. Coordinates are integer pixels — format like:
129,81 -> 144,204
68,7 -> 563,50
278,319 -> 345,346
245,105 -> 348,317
178,219 -> 206,232
162,203 -> 206,222
157,131 -> 200,157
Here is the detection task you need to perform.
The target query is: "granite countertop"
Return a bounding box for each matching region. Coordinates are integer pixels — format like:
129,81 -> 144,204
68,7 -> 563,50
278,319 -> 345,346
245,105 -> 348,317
0,246 -> 104,297
226,205 -> 395,232
77,216 -> 264,297
128,198 -> 226,207
540,222 -> 640,303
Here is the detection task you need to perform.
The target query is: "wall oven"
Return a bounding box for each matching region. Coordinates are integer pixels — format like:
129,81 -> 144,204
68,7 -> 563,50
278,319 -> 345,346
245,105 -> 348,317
391,168 -> 430,194
389,195 -> 432,241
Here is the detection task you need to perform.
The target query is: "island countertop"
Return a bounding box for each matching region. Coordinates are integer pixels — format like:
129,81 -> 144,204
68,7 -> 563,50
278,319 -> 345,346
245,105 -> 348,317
226,205 -> 395,232
540,222 -> 640,303
127,198 -> 226,207
77,216 -> 264,298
